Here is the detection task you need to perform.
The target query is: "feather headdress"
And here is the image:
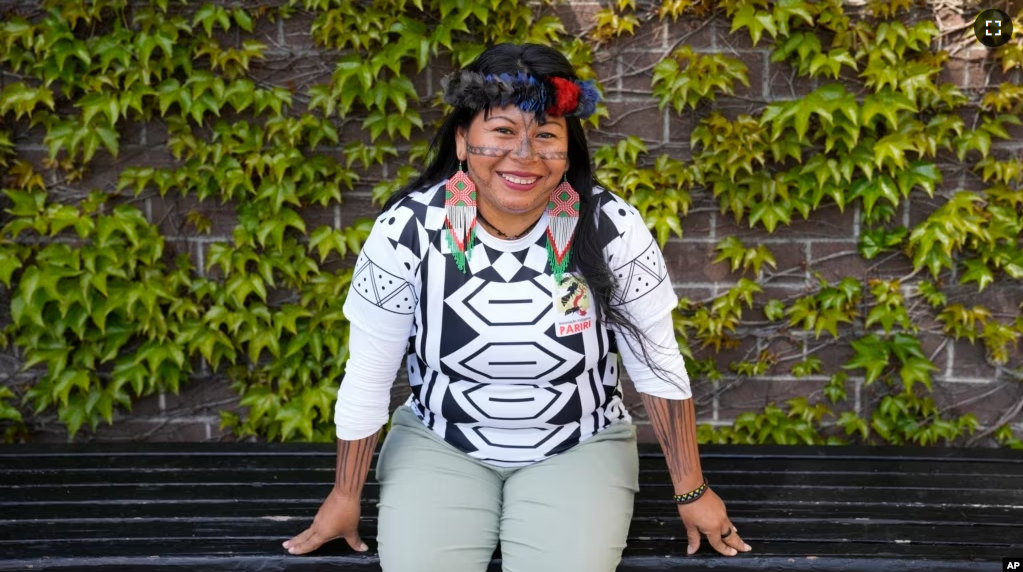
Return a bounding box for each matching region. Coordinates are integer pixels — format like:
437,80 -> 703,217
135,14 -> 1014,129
441,71 -> 600,121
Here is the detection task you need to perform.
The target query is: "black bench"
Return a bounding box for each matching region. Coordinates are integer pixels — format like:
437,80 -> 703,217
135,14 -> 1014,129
1,444 -> 1020,571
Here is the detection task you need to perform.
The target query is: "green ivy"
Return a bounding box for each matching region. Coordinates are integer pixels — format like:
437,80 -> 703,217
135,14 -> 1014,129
656,0 -> 1022,446
0,0 -> 1020,448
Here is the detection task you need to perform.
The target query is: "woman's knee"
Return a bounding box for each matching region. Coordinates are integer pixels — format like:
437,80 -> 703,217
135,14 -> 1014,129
497,430 -> 638,572
375,414 -> 504,572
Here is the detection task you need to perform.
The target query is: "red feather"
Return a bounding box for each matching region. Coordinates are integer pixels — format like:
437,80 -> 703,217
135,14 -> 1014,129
548,77 -> 580,116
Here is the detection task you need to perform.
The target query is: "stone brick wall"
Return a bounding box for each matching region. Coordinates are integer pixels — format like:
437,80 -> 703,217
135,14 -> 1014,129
3,2 -> 1021,443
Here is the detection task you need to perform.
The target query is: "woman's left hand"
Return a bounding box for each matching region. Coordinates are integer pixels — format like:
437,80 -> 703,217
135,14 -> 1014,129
676,488 -> 751,556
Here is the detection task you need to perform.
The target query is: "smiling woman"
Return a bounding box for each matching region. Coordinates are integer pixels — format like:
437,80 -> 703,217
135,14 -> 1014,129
455,107 -> 568,239
282,42 -> 751,572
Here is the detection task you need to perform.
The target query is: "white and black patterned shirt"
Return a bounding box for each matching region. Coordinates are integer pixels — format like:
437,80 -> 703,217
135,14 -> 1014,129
338,181 -> 689,466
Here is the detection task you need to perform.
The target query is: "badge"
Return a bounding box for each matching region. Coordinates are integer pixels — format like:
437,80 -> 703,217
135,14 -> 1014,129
553,274 -> 594,337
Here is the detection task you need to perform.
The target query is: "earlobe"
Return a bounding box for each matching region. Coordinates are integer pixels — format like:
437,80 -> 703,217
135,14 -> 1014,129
455,126 -> 467,162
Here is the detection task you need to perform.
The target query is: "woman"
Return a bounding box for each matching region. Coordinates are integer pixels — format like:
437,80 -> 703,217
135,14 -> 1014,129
283,43 -> 751,571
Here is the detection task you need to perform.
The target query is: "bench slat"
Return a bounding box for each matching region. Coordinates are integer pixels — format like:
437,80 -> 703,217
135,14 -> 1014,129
5,457 -> 1021,477
3,498 -> 1021,524
0,539 -> 1006,572
4,444 -> 1021,472
2,442 -> 1018,458
2,517 -> 1017,546
5,467 -> 1022,488
5,482 -> 1020,506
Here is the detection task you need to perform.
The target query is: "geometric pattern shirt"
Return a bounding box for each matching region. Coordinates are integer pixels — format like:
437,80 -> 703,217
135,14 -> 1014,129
341,181 -> 686,467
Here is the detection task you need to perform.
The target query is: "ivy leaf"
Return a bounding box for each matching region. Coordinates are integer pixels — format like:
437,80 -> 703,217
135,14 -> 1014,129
865,300 -> 898,334
748,199 -> 791,232
156,79 -> 183,116
246,326 -> 279,363
0,83 -> 55,120
900,356 -> 935,392
527,16 -> 566,45
714,236 -> 748,272
763,299 -> 785,321
239,385 -> 278,423
858,225 -> 907,259
731,5 -> 778,46
432,13 -> 470,50
362,110 -> 389,141
792,88 -> 835,141
873,133 -> 915,170
0,247 -> 23,287
889,332 -> 926,363
960,258 -> 995,291
773,0 -> 814,35
224,79 -> 255,113
331,56 -> 373,114
233,8 -> 254,33
53,368 -> 92,407
870,415 -> 893,442
862,89 -> 915,130
850,175 -> 899,219
308,226 -> 347,262
838,411 -> 868,440
955,129 -> 992,160
1000,249 -> 1023,279
647,210 -> 682,247
843,334 -> 890,385
300,382 -> 335,422
0,387 -> 23,423
276,401 -> 312,441
896,161 -> 940,197
809,49 -> 857,78
95,124 -> 119,158
276,304 -> 312,337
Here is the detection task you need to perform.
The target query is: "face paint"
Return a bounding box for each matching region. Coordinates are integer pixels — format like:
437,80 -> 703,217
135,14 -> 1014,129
466,144 -> 512,157
513,133 -> 534,159
466,140 -> 567,161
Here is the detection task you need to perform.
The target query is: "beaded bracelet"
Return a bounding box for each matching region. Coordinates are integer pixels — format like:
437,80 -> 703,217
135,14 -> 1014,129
673,479 -> 708,504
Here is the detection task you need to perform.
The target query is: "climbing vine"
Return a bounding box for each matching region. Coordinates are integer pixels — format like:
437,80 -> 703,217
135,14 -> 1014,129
0,0 -> 1020,447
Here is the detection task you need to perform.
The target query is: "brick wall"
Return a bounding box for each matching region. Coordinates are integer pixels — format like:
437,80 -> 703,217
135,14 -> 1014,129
3,2 -> 1021,443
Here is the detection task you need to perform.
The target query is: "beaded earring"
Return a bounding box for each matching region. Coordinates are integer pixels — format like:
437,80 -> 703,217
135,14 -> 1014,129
546,176 -> 580,285
445,161 -> 477,272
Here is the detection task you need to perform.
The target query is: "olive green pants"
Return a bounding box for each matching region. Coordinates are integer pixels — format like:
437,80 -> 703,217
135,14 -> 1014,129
375,406 -> 640,572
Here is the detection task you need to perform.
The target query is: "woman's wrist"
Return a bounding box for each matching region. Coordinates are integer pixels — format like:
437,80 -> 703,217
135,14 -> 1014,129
673,478 -> 709,504
329,485 -> 362,500
673,472 -> 706,495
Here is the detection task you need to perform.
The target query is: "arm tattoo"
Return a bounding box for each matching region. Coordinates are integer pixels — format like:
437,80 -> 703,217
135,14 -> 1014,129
334,431 -> 381,498
640,394 -> 704,492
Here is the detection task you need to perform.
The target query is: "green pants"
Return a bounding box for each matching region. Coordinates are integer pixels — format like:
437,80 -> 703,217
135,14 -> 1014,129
375,406 -> 640,572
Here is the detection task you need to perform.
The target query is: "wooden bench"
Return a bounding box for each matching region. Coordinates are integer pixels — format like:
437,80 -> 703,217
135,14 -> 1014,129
1,443 -> 1020,571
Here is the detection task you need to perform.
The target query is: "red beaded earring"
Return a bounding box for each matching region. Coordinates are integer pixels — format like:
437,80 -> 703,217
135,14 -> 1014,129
445,161 -> 477,272
546,175 -> 579,284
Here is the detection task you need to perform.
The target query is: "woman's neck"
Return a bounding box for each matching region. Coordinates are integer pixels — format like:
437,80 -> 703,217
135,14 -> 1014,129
475,202 -> 547,241
477,210 -> 543,240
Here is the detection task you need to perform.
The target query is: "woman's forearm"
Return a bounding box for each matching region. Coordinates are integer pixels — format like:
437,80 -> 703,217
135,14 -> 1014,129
333,431 -> 381,498
639,393 -> 705,493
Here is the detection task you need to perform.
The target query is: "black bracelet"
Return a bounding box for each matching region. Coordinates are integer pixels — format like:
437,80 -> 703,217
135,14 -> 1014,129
674,479 -> 708,504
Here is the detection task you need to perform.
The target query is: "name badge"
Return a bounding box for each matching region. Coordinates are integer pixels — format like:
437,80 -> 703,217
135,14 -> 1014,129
553,274 -> 594,337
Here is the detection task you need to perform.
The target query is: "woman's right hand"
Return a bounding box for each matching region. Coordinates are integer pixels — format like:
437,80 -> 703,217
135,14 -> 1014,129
283,488 -> 368,555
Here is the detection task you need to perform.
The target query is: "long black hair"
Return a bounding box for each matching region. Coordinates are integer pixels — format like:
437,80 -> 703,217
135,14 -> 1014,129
384,43 -> 682,389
